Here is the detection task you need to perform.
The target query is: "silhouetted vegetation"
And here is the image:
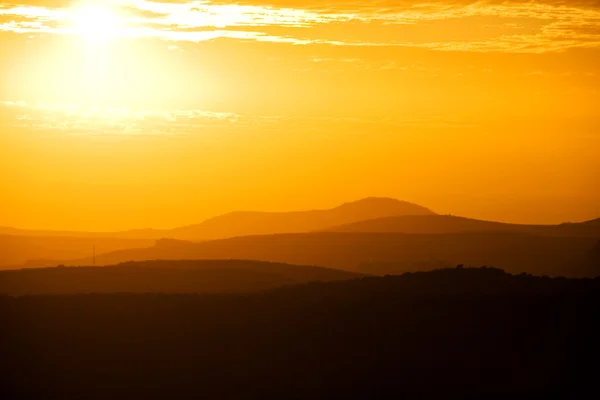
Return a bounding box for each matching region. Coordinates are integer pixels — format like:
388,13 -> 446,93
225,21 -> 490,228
1,267 -> 599,398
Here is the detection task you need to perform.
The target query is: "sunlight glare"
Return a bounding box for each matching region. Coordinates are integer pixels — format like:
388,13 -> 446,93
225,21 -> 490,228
70,2 -> 122,43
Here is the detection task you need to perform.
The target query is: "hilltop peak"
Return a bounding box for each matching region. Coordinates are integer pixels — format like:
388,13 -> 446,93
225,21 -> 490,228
333,197 -> 435,215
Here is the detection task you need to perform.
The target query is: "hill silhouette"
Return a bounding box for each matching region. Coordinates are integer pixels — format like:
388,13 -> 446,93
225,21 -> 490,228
0,235 -> 153,269
0,260 -> 362,296
166,197 -> 435,240
0,198 -> 434,241
326,214 -> 600,238
62,231 -> 599,277
1,268 -> 598,397
578,217 -> 600,226
4,201 -> 598,275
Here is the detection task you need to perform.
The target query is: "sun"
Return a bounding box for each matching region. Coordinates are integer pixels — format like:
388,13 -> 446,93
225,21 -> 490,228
70,2 -> 122,43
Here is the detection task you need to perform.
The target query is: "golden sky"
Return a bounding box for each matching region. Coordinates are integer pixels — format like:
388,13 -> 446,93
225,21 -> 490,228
1,0 -> 599,230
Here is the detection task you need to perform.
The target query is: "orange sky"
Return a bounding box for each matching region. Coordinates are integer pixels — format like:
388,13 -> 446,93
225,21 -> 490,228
1,0 -> 599,230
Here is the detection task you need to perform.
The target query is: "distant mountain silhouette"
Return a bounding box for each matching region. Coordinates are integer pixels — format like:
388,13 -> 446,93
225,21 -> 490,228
62,231 -> 599,278
549,218 -> 600,238
0,260 -> 362,296
327,215 -> 530,234
144,197 -> 435,240
326,214 -> 600,238
0,198 -> 433,268
4,201 -> 597,272
0,198 -> 434,241
0,235 -> 154,269
578,217 -> 600,226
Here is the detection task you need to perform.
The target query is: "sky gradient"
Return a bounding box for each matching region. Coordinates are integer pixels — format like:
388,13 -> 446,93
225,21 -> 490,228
1,0 -> 599,230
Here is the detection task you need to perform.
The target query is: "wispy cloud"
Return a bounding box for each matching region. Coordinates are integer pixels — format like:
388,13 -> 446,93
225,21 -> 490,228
1,100 -> 241,135
1,100 -> 473,135
1,1 -> 600,52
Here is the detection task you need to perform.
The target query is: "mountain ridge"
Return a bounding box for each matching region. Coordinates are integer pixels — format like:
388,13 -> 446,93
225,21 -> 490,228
0,197 -> 435,241
325,214 -> 600,238
53,231 -> 599,278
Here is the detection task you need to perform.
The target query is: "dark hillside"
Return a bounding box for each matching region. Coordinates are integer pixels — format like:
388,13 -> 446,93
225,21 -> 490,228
326,214 -> 600,238
1,268 -> 598,398
0,260 -> 362,295
67,232 -> 599,277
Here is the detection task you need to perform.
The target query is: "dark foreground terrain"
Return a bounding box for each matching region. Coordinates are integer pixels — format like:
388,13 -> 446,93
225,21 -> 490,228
1,267 -> 599,398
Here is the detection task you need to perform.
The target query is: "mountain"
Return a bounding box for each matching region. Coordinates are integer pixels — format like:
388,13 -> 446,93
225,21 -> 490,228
0,235 -> 154,269
0,260 -> 362,296
327,215 -> 531,234
548,218 -> 600,238
165,197 -> 435,240
0,198 -> 435,241
578,217 -> 600,226
0,198 -> 433,268
325,214 -> 600,238
62,231 -> 599,278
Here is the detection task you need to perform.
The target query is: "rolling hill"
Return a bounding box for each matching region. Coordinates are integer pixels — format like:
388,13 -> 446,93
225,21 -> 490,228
61,232 -> 600,278
0,260 -> 362,296
163,197 -> 435,240
325,214 -> 600,238
4,201 -> 597,273
0,197 -> 435,241
0,198 -> 434,268
0,235 -> 154,269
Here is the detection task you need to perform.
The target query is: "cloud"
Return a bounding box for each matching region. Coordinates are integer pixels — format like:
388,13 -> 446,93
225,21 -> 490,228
1,100 -> 474,135
0,0 -> 599,52
0,100 -> 242,135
